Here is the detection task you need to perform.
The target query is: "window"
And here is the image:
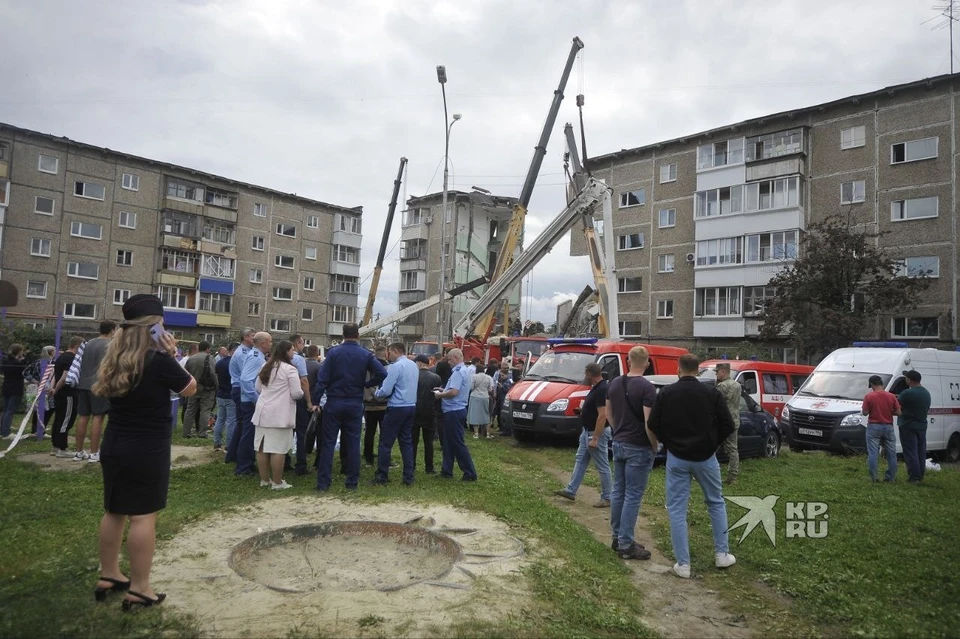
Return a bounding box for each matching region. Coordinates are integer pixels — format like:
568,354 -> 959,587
695,185 -> 745,218
275,254 -> 295,269
743,286 -> 777,317
762,373 -> 789,395
270,319 -> 291,332
121,173 -> 139,191
161,210 -> 200,237
157,285 -> 195,309
744,230 -> 799,263
35,196 -> 55,215
743,176 -> 800,212
617,233 -> 644,250
272,287 -> 293,301
64,302 -> 96,319
841,125 -> 866,150
401,239 -> 428,259
38,155 -> 59,174
204,188 -> 238,209
617,277 -> 642,293
116,250 -> 133,266
118,210 -> 137,229
113,289 -> 130,305
199,292 -> 232,314
790,374 -> 808,390
305,246 -> 317,260
656,300 -> 674,319
696,236 -> 743,266
660,163 -> 677,183
166,178 -> 204,202
891,196 -> 938,221
334,245 -> 359,263
70,221 -> 103,240
160,249 -> 199,274
695,287 -> 741,317
332,274 -> 359,294
618,321 -> 642,337
276,223 -> 297,238
745,128 -> 804,162
249,268 -> 263,284
67,262 -> 100,279
896,256 -> 940,278
201,255 -> 235,278
403,208 -> 424,226
303,276 -> 316,291
697,137 -> 744,170
618,189 -> 646,208
658,208 -> 676,228
841,180 -> 865,204
30,238 -> 51,257
891,137 -> 938,164
307,215 -> 319,228
200,333 -> 217,345
202,222 -> 236,245
658,254 -> 675,273
400,271 -> 425,291
252,236 -> 265,251
254,202 -> 267,217
338,215 -> 362,233
332,305 -> 355,323
247,302 -> 261,316
26,281 -> 47,299
891,317 -> 939,339
302,308 -> 314,321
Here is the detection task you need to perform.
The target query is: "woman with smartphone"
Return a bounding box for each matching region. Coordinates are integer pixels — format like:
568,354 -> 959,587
91,294 -> 196,611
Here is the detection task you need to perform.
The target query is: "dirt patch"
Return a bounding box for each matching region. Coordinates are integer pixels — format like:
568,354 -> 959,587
16,445 -> 214,472
151,497 -> 532,638
540,463 -> 752,639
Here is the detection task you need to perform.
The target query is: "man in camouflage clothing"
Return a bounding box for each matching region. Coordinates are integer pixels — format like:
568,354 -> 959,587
715,363 -> 741,485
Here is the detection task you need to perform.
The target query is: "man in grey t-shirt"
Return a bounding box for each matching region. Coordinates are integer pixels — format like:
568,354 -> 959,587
73,320 -> 116,463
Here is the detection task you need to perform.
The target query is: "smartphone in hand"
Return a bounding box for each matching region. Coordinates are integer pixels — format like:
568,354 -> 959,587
149,322 -> 167,345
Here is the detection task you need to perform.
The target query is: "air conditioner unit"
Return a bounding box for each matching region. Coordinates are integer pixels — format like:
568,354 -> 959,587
685,253 -> 695,263
424,217 -> 434,224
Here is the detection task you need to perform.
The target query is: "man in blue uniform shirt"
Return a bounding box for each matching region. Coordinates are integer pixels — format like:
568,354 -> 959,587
434,348 -> 478,481
373,342 -> 420,485
312,324 -> 387,490
225,328 -> 255,464
237,331 -> 272,476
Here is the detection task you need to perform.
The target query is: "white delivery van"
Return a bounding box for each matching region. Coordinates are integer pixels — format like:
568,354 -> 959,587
781,344 -> 960,460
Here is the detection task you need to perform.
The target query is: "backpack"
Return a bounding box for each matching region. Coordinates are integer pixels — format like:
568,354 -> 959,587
199,354 -> 216,389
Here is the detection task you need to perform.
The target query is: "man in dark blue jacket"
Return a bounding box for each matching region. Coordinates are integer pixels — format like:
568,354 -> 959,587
312,324 -> 387,491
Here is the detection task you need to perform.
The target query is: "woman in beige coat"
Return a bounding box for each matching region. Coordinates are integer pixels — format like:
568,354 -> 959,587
253,340 -> 303,490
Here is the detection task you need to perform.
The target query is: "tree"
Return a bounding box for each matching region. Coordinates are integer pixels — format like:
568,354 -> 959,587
523,321 -> 545,336
0,322 -> 58,358
759,216 -> 931,360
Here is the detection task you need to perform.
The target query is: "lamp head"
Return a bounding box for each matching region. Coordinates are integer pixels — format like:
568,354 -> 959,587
436,65 -> 447,84
452,113 -> 462,121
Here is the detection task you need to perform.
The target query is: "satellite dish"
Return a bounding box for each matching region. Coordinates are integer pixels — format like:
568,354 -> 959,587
0,281 -> 19,307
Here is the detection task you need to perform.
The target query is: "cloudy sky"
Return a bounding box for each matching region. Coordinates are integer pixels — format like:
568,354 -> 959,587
1,0 -> 950,323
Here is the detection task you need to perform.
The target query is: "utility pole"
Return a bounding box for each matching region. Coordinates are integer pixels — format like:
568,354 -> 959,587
436,65 -> 461,346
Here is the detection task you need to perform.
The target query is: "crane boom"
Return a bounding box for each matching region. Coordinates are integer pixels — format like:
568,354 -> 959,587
454,178 -> 608,339
362,156 -> 408,326
359,276 -> 488,337
474,36 -> 585,341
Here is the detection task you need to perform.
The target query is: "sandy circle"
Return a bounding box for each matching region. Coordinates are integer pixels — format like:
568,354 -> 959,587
16,444 -> 215,472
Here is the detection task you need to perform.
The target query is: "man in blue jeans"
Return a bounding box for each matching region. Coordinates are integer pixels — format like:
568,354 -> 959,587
861,375 -> 901,483
225,328 -> 255,464
898,370 -> 931,484
212,342 -> 237,452
433,348 -> 478,481
373,342 -> 419,485
648,354 -> 736,579
237,332 -> 272,476
554,363 -> 611,508
605,346 -> 658,560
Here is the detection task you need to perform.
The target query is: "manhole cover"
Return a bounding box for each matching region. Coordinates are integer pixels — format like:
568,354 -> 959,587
229,521 -> 461,592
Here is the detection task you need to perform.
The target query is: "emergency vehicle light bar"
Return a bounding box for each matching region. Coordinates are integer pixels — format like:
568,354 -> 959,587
547,337 -> 598,346
852,341 -> 909,348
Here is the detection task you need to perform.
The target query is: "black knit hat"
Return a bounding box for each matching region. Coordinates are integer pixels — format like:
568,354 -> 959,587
122,294 -> 164,321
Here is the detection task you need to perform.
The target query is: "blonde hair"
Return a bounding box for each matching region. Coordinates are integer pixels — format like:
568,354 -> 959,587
628,346 -> 650,368
92,315 -> 161,398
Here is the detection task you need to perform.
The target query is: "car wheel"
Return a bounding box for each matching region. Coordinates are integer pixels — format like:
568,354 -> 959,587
763,431 -> 781,458
513,430 -> 536,443
946,433 -> 960,464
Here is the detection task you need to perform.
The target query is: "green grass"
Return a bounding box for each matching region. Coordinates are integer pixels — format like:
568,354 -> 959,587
0,428 -> 656,639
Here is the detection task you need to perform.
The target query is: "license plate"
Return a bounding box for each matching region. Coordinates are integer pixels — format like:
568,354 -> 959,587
512,411 -> 534,420
797,427 -> 823,437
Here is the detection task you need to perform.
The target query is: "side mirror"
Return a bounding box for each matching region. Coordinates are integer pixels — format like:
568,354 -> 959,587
753,404 -> 763,413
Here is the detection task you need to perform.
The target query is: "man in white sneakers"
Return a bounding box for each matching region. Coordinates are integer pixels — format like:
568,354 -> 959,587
648,354 -> 737,578
73,321 -> 116,462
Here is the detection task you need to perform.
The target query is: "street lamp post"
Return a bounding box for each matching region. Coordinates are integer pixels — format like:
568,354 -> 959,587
436,65 -> 460,347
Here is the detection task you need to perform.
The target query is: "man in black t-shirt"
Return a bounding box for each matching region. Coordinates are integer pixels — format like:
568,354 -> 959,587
606,346 -> 658,560
50,336 -> 84,456
554,363 -> 612,507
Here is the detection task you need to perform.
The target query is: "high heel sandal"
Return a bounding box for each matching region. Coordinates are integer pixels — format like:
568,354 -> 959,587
93,576 -> 131,602
122,591 -> 166,612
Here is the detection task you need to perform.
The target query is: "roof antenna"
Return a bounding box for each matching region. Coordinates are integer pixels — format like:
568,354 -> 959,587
927,2 -> 960,73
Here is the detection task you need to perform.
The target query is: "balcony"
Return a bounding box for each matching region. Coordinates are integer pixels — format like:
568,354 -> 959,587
332,229 -> 362,248
400,223 -> 430,241
693,317 -> 746,338
0,159 -> 8,180
197,311 -> 232,328
204,187 -> 239,211
161,209 -> 201,239
397,324 -> 423,336
745,128 -> 805,163
158,271 -> 197,288
399,290 -> 427,305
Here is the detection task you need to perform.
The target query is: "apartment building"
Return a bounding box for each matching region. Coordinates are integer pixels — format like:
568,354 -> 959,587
0,123 -> 362,346
397,189 -> 522,343
574,73 -> 959,360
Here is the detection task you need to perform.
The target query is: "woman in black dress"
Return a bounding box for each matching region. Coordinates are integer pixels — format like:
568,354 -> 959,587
91,295 -> 196,610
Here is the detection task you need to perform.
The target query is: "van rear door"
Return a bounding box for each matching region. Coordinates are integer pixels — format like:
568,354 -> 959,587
938,355 -> 960,453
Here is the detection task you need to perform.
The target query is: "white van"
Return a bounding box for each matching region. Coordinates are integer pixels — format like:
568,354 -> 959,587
781,345 -> 960,461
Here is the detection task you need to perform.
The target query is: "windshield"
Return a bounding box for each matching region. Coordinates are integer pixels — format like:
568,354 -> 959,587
411,343 -> 440,357
524,351 -> 595,382
511,340 -> 549,358
697,366 -> 717,380
797,371 -> 892,401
